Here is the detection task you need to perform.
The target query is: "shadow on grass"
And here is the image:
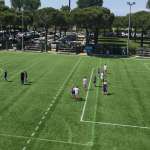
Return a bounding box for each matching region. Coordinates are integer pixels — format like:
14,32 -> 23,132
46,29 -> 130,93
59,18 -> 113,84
107,93 -> 114,96
24,81 -> 33,85
72,97 -> 85,102
88,88 -> 95,91
7,80 -> 13,82
95,85 -> 102,87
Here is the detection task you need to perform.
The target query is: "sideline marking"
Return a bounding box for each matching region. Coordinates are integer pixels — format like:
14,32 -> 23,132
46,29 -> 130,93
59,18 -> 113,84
109,85 -> 150,91
80,68 -> 94,121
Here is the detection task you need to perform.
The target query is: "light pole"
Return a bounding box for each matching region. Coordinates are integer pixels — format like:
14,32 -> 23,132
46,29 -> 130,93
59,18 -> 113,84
10,0 -> 12,8
69,0 -> 71,11
127,1 -> 136,55
21,7 -> 24,51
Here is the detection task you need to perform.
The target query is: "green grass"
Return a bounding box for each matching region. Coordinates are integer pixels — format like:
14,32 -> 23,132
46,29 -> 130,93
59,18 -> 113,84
0,51 -> 150,150
99,36 -> 150,49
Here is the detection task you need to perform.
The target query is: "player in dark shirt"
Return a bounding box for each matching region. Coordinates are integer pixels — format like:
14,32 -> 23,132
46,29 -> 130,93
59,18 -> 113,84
24,71 -> 28,83
20,72 -> 25,85
102,81 -> 108,95
4,70 -> 8,81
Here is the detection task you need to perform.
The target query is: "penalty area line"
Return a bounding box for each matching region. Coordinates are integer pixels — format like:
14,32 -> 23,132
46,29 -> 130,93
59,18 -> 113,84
81,120 -> 150,130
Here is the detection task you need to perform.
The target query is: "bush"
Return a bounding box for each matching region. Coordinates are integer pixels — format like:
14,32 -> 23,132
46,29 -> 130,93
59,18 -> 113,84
129,42 -> 139,55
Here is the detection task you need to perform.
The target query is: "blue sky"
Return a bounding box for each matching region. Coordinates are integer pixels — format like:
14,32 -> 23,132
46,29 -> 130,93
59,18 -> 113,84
5,0 -> 149,16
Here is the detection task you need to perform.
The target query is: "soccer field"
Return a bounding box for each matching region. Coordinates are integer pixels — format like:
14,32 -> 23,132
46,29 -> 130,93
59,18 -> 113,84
0,52 -> 150,150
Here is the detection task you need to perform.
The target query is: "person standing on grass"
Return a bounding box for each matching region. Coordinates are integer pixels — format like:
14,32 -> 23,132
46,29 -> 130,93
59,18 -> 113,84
71,86 -> 75,98
104,64 -> 107,74
83,77 -> 88,90
100,71 -> 104,83
74,86 -> 80,100
102,80 -> 108,95
20,72 -> 25,85
98,68 -> 101,78
93,75 -> 97,87
4,69 -> 8,81
24,71 -> 28,84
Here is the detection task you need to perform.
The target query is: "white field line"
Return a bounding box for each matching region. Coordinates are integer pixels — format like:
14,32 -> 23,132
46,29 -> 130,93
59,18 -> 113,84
22,58 -> 81,150
0,133 -> 90,147
80,68 -> 94,122
81,120 -> 150,130
134,58 -> 150,61
109,85 -> 150,91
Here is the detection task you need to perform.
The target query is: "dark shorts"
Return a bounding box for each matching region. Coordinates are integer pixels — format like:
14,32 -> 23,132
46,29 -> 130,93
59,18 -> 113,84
103,86 -> 107,93
72,90 -> 75,96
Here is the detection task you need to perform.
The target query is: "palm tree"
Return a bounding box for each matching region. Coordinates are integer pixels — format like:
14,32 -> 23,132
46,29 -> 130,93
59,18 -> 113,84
11,0 -> 41,11
11,0 -> 22,11
146,0 -> 150,9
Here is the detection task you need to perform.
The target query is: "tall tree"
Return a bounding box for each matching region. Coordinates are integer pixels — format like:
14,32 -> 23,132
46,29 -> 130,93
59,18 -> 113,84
11,0 -> 41,11
72,7 -> 113,45
23,0 -> 41,11
61,5 -> 70,12
11,0 -> 22,11
146,0 -> 150,9
132,11 -> 150,47
77,0 -> 103,8
113,16 -> 128,36
60,6 -> 71,36
36,7 -> 57,51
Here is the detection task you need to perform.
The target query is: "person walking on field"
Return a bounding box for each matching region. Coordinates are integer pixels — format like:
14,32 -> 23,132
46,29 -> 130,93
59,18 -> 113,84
100,71 -> 104,83
83,77 -> 88,90
71,86 -> 75,98
24,71 -> 28,84
102,80 -> 108,95
20,72 -> 25,85
74,86 -> 80,100
104,64 -> 107,74
4,69 -> 8,81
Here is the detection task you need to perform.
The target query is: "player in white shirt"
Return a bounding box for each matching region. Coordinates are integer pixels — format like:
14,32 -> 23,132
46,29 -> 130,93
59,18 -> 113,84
83,77 -> 88,90
74,86 -> 80,99
104,64 -> 107,74
100,72 -> 104,82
